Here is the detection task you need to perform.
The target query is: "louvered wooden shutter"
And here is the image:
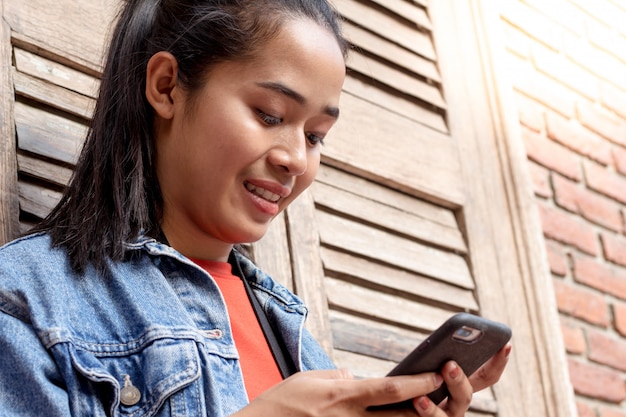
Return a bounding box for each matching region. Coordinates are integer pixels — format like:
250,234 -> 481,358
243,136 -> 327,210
4,0 -> 113,232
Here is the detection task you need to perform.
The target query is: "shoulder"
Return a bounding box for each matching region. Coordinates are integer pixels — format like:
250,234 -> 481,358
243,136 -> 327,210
0,232 -> 66,273
0,233 -> 74,320
0,232 -> 82,285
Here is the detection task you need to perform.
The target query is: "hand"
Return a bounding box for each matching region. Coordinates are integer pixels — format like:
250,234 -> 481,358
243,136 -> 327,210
235,368 -> 444,417
420,342 -> 513,416
469,342 -> 512,392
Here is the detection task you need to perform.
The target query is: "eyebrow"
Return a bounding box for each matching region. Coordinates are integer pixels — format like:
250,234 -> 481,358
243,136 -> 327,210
256,81 -> 340,119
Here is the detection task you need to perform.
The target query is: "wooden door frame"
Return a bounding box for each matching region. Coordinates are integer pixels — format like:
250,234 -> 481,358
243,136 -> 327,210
431,0 -> 577,415
0,0 -> 19,246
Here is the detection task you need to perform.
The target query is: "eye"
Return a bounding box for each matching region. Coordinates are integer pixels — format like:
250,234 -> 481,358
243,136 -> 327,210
256,109 -> 283,126
306,132 -> 325,147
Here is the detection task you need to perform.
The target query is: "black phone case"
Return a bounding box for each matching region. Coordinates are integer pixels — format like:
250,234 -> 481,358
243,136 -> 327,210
378,312 -> 511,408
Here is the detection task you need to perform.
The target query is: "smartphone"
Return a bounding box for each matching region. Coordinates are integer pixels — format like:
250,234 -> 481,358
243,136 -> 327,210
374,312 -> 512,409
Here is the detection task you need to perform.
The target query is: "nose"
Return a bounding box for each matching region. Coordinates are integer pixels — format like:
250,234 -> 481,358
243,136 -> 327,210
268,131 -> 308,176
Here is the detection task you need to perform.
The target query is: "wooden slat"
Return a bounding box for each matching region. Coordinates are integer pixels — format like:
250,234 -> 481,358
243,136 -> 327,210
342,76 -> 448,133
336,0 -> 436,60
0,0 -> 19,245
321,248 -> 478,311
343,21 -> 440,82
286,190 -> 334,355
17,153 -> 72,187
13,70 -> 95,120
368,0 -> 432,30
19,220 -> 36,235
5,0 -> 118,73
325,276 -> 455,331
14,48 -> 99,99
15,101 -> 86,165
330,310 -> 426,362
18,181 -> 61,219
412,0 -> 429,9
316,165 -> 458,230
324,92 -> 464,207
347,49 -> 446,109
250,212 -> 294,291
317,211 -> 474,289
333,349 -> 396,378
312,182 -> 467,254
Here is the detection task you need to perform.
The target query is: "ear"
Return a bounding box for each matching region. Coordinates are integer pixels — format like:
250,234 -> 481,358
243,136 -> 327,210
146,51 -> 180,119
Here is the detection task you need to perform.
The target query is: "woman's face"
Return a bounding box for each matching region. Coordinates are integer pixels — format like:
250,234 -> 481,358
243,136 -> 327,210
155,18 -> 346,260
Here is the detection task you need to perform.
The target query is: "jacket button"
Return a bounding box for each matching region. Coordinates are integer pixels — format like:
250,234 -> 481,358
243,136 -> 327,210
120,375 -> 141,406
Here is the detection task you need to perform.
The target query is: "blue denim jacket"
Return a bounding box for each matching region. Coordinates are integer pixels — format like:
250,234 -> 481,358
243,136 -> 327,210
0,233 -> 334,416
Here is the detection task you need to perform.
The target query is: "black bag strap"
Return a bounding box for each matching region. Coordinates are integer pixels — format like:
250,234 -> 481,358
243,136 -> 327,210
228,251 -> 298,379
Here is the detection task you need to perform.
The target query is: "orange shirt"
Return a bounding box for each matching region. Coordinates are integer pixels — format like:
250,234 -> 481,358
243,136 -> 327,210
192,259 -> 283,401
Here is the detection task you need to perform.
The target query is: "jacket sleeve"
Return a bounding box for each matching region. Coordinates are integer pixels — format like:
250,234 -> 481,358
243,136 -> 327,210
299,327 -> 336,371
0,310 -> 71,416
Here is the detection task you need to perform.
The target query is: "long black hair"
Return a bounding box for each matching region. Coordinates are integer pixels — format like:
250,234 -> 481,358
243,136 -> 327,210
34,0 -> 348,273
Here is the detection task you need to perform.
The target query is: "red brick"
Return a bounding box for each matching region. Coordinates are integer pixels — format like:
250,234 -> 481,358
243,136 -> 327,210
531,43 -> 598,100
522,0 -> 585,35
568,358 -> 626,403
561,320 -> 587,354
553,174 -> 622,231
586,16 -> 616,53
528,161 -> 552,198
612,145 -> 626,177
546,240 -> 568,276
546,111 -> 612,165
577,401 -> 595,417
500,1 -> 562,50
504,25 -> 531,60
584,160 -> 626,205
601,408 -> 626,417
601,233 -> 626,268
600,81 -> 626,119
509,56 -> 578,118
578,101 -> 626,146
553,279 -> 609,326
566,34 -> 626,90
588,328 -> 626,372
514,91 -> 544,132
573,254 -> 626,300
539,204 -> 599,256
614,303 -> 626,337
524,128 -> 582,181
571,0 -> 626,36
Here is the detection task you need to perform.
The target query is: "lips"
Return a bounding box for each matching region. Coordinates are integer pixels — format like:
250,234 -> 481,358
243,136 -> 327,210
245,182 -> 282,202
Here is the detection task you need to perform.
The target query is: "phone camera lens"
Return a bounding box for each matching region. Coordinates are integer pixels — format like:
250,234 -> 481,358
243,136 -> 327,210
452,326 -> 483,343
456,328 -> 473,337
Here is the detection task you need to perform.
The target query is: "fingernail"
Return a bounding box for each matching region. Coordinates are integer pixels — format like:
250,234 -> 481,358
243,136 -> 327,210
449,363 -> 460,379
435,374 -> 444,387
417,396 -> 431,411
505,344 -> 512,358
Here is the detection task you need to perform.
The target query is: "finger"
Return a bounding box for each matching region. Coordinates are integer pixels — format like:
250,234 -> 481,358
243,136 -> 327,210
469,342 -> 512,392
413,396 -> 440,417
364,373 -> 444,408
440,361 -> 472,416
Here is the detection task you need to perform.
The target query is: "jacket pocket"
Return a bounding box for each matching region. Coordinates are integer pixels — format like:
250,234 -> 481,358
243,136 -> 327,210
65,334 -> 201,417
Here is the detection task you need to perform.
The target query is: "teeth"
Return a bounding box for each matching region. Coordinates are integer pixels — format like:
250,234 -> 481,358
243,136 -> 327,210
245,183 -> 281,202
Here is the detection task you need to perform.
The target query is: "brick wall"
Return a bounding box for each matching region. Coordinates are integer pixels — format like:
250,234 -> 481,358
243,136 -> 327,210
499,0 -> 626,415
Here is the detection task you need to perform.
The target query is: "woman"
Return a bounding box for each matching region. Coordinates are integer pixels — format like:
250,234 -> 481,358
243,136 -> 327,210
0,0 -> 510,416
